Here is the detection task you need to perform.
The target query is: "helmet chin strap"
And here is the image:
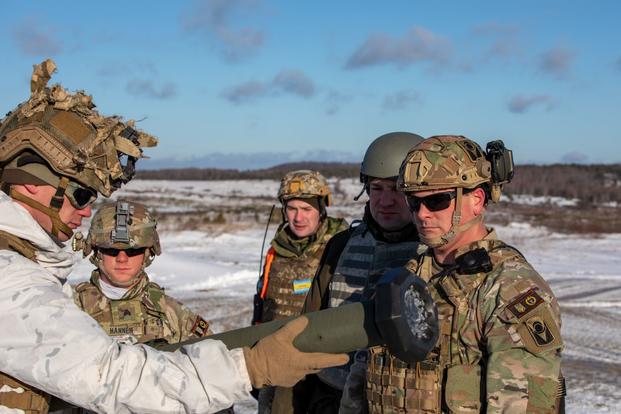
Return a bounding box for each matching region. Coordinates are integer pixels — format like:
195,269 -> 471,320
9,177 -> 73,240
419,187 -> 484,248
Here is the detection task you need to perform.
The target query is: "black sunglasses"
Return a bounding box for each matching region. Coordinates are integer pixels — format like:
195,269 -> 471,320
99,247 -> 147,257
406,192 -> 456,213
66,181 -> 97,209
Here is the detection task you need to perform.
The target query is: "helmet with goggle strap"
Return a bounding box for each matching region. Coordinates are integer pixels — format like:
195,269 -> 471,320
0,59 -> 157,239
397,135 -> 514,247
73,200 -> 161,287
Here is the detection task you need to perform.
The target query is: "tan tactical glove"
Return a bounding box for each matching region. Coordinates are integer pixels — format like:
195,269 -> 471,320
243,316 -> 349,388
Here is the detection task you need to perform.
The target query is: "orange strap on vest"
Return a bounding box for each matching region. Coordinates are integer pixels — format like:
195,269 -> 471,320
259,247 -> 276,299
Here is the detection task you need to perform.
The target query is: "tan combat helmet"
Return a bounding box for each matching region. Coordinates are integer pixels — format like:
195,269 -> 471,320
0,59 -> 157,239
278,169 -> 332,215
398,135 -> 514,247
77,201 -> 161,285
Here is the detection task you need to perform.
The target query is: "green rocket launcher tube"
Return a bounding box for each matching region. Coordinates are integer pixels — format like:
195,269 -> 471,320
165,267 -> 439,364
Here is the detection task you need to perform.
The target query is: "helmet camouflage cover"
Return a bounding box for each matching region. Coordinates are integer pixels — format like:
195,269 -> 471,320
278,169 -> 332,206
0,59 -> 157,197
397,135 -> 511,247
82,200 -> 161,260
398,135 -> 496,197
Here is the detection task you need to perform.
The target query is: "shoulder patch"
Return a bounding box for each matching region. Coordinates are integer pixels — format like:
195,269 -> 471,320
507,288 -> 544,319
190,316 -> 210,337
505,288 -> 563,353
524,315 -> 557,347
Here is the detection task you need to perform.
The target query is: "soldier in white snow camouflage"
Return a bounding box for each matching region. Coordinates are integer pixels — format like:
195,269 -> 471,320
0,59 -> 347,414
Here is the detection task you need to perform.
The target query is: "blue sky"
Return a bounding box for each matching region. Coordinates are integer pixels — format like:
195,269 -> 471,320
1,1 -> 620,168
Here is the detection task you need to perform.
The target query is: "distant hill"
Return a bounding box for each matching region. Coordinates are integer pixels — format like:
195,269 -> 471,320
136,162 -> 621,204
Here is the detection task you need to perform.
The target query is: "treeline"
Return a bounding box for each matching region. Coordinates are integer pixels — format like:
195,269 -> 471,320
137,162 -> 621,204
136,162 -> 360,181
505,164 -> 621,204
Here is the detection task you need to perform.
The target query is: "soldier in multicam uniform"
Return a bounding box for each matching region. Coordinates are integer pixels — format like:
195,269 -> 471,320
73,200 -> 212,347
272,132 -> 426,414
253,170 -> 348,412
0,60 -> 348,414
71,201 -> 237,414
357,135 -> 564,413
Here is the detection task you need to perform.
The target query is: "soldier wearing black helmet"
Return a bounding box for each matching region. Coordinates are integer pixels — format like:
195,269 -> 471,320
270,132 -> 426,414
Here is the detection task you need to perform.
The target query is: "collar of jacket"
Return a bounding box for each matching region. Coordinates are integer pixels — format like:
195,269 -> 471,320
420,227 -> 499,277
271,216 -> 343,258
90,269 -> 150,300
452,228 -> 498,258
0,191 -> 75,280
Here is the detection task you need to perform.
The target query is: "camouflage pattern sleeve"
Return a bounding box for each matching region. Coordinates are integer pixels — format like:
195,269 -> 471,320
482,262 -> 563,413
164,296 -> 212,342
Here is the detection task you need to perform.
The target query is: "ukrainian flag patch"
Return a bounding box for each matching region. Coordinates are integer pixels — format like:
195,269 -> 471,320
293,278 -> 312,295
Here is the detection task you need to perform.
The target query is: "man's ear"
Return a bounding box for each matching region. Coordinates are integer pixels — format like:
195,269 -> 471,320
471,187 -> 487,215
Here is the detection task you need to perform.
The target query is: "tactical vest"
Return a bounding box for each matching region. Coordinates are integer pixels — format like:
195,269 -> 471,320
74,277 -> 193,344
320,223 -> 421,390
366,239 -> 561,413
328,223 -> 421,308
261,219 -> 345,322
0,230 -> 51,414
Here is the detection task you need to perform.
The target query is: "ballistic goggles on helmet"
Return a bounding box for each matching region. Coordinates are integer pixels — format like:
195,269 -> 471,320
65,181 -> 98,209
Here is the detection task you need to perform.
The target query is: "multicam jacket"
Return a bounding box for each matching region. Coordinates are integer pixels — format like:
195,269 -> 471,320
0,192 -> 251,414
364,229 -> 564,414
255,216 -> 348,323
74,270 -> 211,345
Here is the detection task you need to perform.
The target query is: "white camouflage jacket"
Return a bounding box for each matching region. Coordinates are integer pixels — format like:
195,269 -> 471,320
0,192 -> 251,413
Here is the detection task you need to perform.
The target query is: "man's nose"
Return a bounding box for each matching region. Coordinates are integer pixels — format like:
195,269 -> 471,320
379,191 -> 395,206
116,251 -> 129,262
414,202 -> 432,220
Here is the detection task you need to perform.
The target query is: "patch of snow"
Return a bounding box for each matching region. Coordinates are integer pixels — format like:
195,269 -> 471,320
502,193 -> 580,207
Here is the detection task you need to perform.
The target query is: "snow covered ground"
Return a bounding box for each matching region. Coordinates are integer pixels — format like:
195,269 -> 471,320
67,179 -> 621,413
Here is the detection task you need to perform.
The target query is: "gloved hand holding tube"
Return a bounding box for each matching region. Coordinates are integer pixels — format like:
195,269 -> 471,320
243,317 -> 349,388
165,268 -> 439,388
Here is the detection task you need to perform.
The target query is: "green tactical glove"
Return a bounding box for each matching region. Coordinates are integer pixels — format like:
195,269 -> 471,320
243,316 -> 349,388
